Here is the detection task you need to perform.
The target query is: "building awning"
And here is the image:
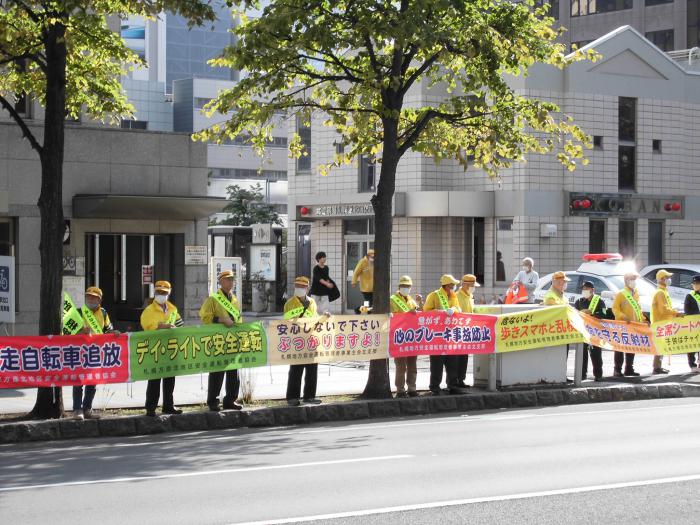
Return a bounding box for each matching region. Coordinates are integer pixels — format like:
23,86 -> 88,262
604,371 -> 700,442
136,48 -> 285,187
72,194 -> 228,220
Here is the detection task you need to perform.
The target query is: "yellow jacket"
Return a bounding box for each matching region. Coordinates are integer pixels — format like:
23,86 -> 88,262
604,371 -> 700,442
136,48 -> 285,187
456,289 -> 474,313
390,292 -> 419,313
81,306 -> 113,333
283,296 -> 318,319
543,289 -> 568,306
352,257 -> 374,293
423,288 -> 461,312
651,286 -> 680,323
199,289 -> 242,325
140,300 -> 183,331
612,287 -> 647,322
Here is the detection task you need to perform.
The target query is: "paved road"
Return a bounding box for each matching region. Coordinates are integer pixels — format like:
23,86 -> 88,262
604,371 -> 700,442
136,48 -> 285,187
2,398 -> 700,524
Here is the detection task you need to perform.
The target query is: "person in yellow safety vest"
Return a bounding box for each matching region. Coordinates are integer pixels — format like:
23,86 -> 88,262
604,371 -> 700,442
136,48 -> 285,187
284,276 -> 323,406
612,271 -> 646,377
651,269 -> 681,375
455,274 -> 480,388
352,248 -> 375,310
72,286 -> 120,420
391,275 -> 423,398
200,270 -> 243,411
543,271 -> 570,306
424,274 -> 464,395
684,275 -> 700,373
141,280 -> 184,417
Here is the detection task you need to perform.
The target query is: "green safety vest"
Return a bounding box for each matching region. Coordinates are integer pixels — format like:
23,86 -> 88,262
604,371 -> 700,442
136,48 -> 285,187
81,305 -> 103,335
621,288 -> 644,322
213,290 -> 241,323
651,288 -> 673,323
436,289 -> 450,311
62,292 -> 84,335
390,293 -> 411,313
167,309 -> 178,325
692,292 -> 700,311
589,294 -> 603,316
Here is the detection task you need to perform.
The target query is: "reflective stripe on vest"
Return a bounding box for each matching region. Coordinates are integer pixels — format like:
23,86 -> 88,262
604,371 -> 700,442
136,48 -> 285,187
391,294 -> 411,312
284,303 -> 314,320
621,288 -> 644,322
213,291 -> 241,323
437,289 -> 450,311
589,294 -> 601,315
693,292 -> 700,311
81,306 -> 103,334
167,309 -> 178,325
62,292 -> 84,335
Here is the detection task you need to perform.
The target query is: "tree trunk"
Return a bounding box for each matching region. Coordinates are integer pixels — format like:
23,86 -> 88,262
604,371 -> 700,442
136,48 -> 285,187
361,118 -> 400,399
29,21 -> 68,420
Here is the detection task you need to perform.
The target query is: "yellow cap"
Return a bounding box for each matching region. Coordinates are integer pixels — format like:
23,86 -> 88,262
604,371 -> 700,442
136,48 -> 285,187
85,286 -> 103,299
218,270 -> 234,280
398,275 -> 413,286
440,274 -> 460,286
367,249 -> 375,256
656,269 -> 673,281
154,280 -> 172,293
294,276 -> 310,287
461,274 -> 481,287
552,271 -> 571,282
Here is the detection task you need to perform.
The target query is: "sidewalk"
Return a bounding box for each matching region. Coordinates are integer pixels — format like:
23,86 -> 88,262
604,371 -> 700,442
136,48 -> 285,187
2,351 -> 699,415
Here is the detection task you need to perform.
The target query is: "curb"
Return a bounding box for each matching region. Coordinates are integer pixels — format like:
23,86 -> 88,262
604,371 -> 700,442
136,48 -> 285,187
2,382 -> 699,445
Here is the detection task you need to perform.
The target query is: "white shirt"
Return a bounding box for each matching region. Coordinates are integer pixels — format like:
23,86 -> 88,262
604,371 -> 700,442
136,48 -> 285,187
514,270 -> 540,298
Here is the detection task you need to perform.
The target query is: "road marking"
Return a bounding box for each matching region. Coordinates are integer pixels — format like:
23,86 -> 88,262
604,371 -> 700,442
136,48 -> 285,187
231,473 -> 700,524
0,455 -> 412,493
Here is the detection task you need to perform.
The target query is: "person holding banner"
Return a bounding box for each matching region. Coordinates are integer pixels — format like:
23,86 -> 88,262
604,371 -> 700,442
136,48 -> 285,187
284,276 -> 322,406
71,287 -> 119,420
650,269 -> 680,375
684,275 -> 700,373
424,274 -> 463,395
352,249 -> 375,308
574,281 -> 607,381
391,275 -> 422,398
141,280 -> 184,417
200,270 -> 244,412
456,274 -> 480,388
612,272 -> 645,377
543,271 -> 570,306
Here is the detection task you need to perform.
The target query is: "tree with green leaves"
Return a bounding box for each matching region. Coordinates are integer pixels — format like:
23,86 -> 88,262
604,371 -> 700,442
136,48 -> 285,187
0,0 -> 215,418
195,0 -> 596,398
216,182 -> 283,226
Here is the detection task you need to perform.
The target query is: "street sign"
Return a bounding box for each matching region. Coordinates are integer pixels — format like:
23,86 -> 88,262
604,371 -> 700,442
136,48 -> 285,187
210,257 -> 243,298
141,265 -> 154,285
185,245 -> 208,265
0,255 -> 15,323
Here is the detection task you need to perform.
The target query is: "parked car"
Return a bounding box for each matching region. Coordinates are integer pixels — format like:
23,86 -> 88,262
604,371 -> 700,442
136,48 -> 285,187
532,254 -> 684,316
640,264 -> 700,303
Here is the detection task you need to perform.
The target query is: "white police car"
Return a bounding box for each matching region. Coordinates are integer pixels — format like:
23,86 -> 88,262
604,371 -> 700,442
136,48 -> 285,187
640,263 -> 700,303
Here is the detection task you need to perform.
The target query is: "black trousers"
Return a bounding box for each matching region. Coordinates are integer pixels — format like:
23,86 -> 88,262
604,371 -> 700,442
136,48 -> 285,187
429,355 -> 459,391
457,355 -> 469,384
286,364 -> 318,400
362,292 -> 374,305
689,352 -> 699,368
207,370 -> 240,406
613,351 -> 635,372
145,376 -> 175,410
582,344 -> 603,379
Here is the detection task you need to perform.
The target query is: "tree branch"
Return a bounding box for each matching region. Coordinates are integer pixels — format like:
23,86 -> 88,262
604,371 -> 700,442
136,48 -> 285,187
399,51 -> 442,97
0,94 -> 42,154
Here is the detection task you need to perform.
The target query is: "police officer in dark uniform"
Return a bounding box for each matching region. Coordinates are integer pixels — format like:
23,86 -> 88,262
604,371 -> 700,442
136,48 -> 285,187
574,281 -> 609,381
684,275 -> 700,373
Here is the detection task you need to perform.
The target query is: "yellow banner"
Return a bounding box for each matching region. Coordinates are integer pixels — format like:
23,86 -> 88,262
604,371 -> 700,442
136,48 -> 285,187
267,314 -> 389,365
495,306 -> 584,353
652,314 -> 700,355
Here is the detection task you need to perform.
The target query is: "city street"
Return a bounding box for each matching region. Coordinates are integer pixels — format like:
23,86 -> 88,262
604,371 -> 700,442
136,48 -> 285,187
2,398 -> 699,524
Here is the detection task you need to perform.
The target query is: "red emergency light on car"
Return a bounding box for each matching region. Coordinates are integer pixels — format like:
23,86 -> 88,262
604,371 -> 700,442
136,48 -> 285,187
582,253 -> 623,262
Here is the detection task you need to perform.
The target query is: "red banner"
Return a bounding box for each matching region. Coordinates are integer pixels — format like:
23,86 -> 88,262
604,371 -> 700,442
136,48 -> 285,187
389,311 -> 496,357
0,333 -> 130,388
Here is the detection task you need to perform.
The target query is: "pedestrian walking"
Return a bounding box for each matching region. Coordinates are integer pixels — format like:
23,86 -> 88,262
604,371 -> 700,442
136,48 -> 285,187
513,257 -> 539,303
424,274 -> 463,395
310,251 -> 336,313
612,271 -> 644,377
651,269 -> 680,375
684,275 -> 700,373
285,276 -> 322,406
543,271 -> 570,306
390,275 -> 422,398
573,281 -> 607,381
200,270 -> 243,411
141,280 -> 184,416
455,274 -> 480,388
72,286 -> 119,420
352,248 -> 374,307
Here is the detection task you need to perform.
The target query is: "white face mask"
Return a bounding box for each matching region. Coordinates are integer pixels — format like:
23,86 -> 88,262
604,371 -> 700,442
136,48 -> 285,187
522,266 -> 529,272
368,257 -> 374,263
582,290 -> 592,299
464,285 -> 474,294
626,280 -> 636,290
664,278 -> 672,286
294,287 -> 306,297
86,299 -> 100,310
399,287 -> 411,296
154,294 -> 168,305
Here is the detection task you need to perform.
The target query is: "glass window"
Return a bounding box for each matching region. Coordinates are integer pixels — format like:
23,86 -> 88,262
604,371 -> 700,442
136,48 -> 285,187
618,145 -> 636,191
581,275 -> 611,293
593,135 -> 603,149
619,220 -> 636,259
120,120 -> 148,130
648,221 -> 664,265
344,219 -> 373,236
690,0 -> 700,48
572,0 -> 632,16
652,139 -> 662,153
645,29 -> 674,52
618,97 -> 636,142
535,0 -> 559,18
296,116 -> 311,173
645,0 -> 673,5
496,219 -> 514,283
589,220 -> 606,254
358,155 -> 377,193
677,270 -> 696,289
